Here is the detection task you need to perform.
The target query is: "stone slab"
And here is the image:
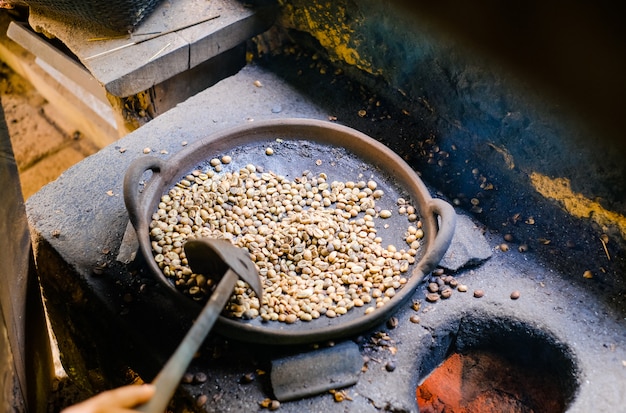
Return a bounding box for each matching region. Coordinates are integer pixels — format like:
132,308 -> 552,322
439,212 -> 493,272
26,0 -> 276,96
25,63 -> 626,412
271,341 -> 363,402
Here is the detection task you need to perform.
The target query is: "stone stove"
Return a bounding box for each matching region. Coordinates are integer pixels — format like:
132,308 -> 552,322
17,1 -> 626,411
27,53 -> 626,411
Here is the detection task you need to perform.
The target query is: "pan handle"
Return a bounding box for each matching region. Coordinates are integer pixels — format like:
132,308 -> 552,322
123,156 -> 166,232
418,198 -> 457,275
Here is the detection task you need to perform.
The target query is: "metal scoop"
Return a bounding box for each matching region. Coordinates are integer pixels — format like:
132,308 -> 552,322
136,238 -> 262,412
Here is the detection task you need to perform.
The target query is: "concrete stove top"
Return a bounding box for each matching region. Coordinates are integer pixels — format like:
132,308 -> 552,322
26,61 -> 626,412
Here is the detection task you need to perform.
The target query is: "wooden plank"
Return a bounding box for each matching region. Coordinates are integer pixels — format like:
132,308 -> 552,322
0,15 -> 121,147
6,21 -> 109,105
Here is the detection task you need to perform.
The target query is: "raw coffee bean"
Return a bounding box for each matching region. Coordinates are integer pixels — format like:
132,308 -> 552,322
432,268 -> 444,276
379,209 -> 392,218
473,289 -> 485,298
510,290 -> 521,300
426,293 -> 440,302
387,316 -> 399,329
182,373 -> 194,384
440,288 -> 452,299
151,165 -> 424,325
457,284 -> 468,292
410,315 -> 421,324
194,372 -> 208,383
196,394 -> 208,407
240,372 -> 255,383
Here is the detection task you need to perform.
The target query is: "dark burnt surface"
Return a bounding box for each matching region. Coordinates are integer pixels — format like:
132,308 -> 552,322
392,0 -> 626,155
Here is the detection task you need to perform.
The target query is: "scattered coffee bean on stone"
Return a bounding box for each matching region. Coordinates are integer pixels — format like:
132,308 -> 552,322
473,289 -> 485,298
426,293 -> 440,302
432,268 -> 444,276
196,394 -> 208,407
440,288 -> 452,299
510,290 -> 520,300
182,373 -> 194,384
240,372 -> 255,384
194,372 -> 208,383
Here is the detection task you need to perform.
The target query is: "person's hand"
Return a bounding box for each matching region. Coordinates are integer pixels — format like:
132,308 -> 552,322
61,384 -> 155,413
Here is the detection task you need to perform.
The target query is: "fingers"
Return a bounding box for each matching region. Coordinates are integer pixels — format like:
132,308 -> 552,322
99,384 -> 156,408
61,384 -> 155,413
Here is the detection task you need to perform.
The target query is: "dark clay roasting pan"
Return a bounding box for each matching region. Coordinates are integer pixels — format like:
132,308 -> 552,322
124,118 -> 456,345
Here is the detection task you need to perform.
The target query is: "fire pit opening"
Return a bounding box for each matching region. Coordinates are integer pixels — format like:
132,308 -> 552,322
415,315 -> 579,413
